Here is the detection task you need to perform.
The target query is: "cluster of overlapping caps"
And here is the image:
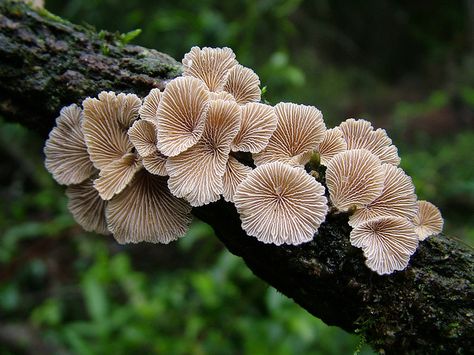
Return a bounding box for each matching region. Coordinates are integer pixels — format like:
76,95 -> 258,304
44,47 -> 444,275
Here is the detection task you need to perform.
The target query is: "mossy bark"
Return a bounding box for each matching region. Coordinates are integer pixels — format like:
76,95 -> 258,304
0,1 -> 473,353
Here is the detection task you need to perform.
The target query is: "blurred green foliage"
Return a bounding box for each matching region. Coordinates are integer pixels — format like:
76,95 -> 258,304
1,0 -> 473,353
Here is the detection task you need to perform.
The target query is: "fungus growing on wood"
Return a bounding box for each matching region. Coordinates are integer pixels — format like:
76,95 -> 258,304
317,127 -> 347,165
349,164 -> 417,227
44,104 -> 96,185
234,162 -> 328,245
350,216 -> 419,275
231,102 -> 277,153
93,153 -> 142,200
413,200 -> 444,240
142,152 -> 167,176
156,76 -> 210,157
128,118 -> 167,176
106,171 -> 192,244
182,46 -> 237,92
82,91 -> 140,169
253,102 -> 326,166
66,178 -> 109,235
338,118 -> 400,166
128,119 -> 158,158
222,156 -> 252,202
209,91 -> 236,101
166,99 -> 241,206
224,64 -> 261,104
326,149 -> 385,211
138,88 -> 161,122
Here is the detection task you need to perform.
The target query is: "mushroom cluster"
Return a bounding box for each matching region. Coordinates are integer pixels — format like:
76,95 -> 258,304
44,46 -> 444,275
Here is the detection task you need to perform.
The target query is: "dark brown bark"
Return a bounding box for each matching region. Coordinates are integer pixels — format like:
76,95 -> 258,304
1,1 -> 473,353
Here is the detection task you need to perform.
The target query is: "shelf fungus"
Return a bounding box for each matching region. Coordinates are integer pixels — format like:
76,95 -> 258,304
413,200 -> 444,240
156,76 -> 210,157
338,118 -> 400,166
234,162 -> 328,245
66,177 -> 109,236
348,164 -> 417,227
182,46 -> 237,92
326,149 -> 385,211
166,99 -> 241,206
317,127 -> 347,166
44,104 -> 96,185
224,64 -> 261,104
138,88 -> 161,123
106,171 -> 192,244
253,102 -> 326,166
350,216 -> 419,275
231,102 -> 277,153
45,46 -> 444,276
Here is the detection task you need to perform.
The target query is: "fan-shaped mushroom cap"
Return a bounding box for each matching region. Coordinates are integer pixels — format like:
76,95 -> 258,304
44,104 -> 96,185
222,156 -> 252,202
413,200 -> 444,240
182,46 -> 237,92
338,118 -> 400,166
234,162 -> 328,245
66,178 -> 109,235
209,91 -> 236,101
166,99 -> 241,206
231,102 -> 277,153
128,119 -> 158,158
139,88 -> 161,123
142,152 -> 167,176
349,164 -> 417,227
350,216 -> 419,275
317,128 -> 347,165
82,91 -> 140,169
93,153 -> 142,200
326,149 -> 385,211
224,64 -> 261,104
156,76 -> 210,157
253,102 -> 326,166
106,171 -> 192,244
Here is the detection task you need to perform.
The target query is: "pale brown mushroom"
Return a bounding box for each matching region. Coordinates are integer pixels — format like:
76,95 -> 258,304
139,88 -> 161,123
317,127 -> 347,165
208,91 -> 236,101
182,46 -> 237,92
93,153 -> 142,200
338,118 -> 400,166
44,104 -> 96,185
349,164 -> 417,227
82,91 -> 140,169
128,119 -> 158,158
350,216 -> 419,275
326,149 -> 385,211
106,171 -> 192,244
66,178 -> 109,235
142,152 -> 167,176
253,102 -> 326,166
222,156 -> 252,202
223,64 -> 261,104
166,99 -> 241,206
234,162 -> 328,245
156,76 -> 210,157
231,102 -> 277,153
413,200 -> 444,240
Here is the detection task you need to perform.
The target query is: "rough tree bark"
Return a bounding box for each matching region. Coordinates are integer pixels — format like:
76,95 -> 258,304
0,1 -> 472,353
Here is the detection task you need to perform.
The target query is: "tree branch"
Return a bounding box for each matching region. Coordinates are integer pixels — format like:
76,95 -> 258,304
1,1 -> 472,353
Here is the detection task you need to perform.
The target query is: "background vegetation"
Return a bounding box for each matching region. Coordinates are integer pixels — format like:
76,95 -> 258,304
1,0 -> 473,353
